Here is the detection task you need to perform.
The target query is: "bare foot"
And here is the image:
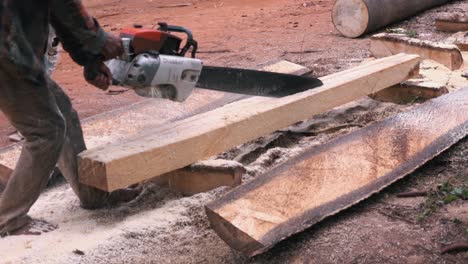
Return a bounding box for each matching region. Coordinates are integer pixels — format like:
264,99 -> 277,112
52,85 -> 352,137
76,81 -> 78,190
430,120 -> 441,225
1,217 -> 57,237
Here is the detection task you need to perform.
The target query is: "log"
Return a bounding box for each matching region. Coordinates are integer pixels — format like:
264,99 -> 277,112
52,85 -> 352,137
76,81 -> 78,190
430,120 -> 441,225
436,12 -> 468,32
78,54 -> 420,192
370,33 -> 464,70
332,0 -> 453,38
206,87 -> 468,257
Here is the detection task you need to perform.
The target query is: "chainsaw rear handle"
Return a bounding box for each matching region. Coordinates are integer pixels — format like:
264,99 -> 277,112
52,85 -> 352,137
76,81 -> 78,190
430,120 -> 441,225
157,22 -> 198,58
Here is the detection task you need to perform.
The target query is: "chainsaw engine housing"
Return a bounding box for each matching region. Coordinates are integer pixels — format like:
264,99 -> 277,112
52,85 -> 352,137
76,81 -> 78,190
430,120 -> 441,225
107,53 -> 203,102
107,24 -> 202,102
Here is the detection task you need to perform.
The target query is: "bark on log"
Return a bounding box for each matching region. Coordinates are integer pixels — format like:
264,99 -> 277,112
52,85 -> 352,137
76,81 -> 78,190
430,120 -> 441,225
332,0 -> 453,38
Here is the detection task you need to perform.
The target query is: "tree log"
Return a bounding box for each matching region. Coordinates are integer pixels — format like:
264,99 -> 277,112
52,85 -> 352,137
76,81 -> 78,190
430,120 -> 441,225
332,0 -> 453,38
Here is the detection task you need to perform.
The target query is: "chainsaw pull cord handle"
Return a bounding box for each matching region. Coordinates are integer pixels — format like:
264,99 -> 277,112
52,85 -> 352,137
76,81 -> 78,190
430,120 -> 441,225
157,22 -> 198,58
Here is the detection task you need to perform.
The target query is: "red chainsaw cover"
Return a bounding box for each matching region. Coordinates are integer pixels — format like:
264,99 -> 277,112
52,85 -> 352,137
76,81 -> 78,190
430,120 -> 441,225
120,27 -> 182,55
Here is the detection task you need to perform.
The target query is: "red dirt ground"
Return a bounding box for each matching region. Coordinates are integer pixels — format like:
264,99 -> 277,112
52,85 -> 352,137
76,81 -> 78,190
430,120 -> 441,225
0,0 -> 367,148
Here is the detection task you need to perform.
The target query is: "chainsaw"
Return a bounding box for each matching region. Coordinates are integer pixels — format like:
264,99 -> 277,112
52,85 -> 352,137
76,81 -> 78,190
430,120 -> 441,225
106,23 -> 323,102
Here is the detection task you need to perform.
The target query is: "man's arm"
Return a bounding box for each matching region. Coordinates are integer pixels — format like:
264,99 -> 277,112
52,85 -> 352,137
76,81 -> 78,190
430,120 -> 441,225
49,0 -> 123,89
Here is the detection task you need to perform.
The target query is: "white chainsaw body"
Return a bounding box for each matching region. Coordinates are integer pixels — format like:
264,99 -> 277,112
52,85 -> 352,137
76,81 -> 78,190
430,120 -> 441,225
106,53 -> 203,102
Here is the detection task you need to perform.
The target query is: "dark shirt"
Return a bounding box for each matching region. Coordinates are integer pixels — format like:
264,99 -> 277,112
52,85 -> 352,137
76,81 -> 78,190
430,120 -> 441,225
0,0 -> 106,82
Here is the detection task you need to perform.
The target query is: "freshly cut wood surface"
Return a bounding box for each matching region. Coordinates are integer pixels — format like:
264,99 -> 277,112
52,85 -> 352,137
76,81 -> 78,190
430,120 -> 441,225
332,0 -> 452,38
370,33 -> 463,70
78,54 -> 420,192
206,87 -> 468,257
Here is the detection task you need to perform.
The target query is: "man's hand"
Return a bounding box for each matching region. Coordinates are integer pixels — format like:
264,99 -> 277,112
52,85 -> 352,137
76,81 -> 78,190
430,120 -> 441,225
101,34 -> 124,60
84,62 -> 112,90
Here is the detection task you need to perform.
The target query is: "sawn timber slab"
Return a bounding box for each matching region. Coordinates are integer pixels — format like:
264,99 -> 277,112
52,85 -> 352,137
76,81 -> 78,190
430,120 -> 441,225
205,86 -> 468,257
78,54 -> 421,192
370,33 -> 464,70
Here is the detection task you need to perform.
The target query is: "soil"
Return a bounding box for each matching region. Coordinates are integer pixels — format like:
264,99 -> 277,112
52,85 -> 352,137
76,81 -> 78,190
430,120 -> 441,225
0,0 -> 467,263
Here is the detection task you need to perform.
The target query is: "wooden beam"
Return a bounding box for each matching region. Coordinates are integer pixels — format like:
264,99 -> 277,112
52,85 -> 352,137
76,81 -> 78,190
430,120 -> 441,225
332,0 -> 452,38
370,33 -> 464,70
78,54 -> 421,192
436,12 -> 468,32
206,87 -> 468,257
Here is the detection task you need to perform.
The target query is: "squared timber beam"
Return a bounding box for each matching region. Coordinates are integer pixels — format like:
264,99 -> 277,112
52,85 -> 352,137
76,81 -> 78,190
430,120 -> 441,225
78,54 -> 421,192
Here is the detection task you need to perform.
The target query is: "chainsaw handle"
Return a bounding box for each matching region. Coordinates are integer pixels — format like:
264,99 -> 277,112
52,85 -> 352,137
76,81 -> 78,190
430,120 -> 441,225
158,22 -> 193,39
158,22 -> 198,58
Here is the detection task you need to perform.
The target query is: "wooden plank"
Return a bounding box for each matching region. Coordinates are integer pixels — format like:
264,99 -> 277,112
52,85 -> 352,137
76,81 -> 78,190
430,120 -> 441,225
436,12 -> 468,32
78,54 -> 421,192
370,33 -> 463,70
206,87 -> 468,257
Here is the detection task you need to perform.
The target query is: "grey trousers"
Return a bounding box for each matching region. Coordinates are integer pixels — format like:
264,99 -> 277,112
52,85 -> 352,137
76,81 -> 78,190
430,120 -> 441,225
0,66 -> 109,235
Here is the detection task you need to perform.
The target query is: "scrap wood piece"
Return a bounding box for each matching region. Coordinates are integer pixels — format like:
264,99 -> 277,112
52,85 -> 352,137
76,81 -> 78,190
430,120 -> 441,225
165,160 -> 245,196
78,54 -> 420,192
396,191 -> 428,198
436,12 -> 468,32
205,87 -> 468,257
441,242 -> 468,254
370,33 -> 464,70
255,59 -> 312,76
370,80 -> 449,104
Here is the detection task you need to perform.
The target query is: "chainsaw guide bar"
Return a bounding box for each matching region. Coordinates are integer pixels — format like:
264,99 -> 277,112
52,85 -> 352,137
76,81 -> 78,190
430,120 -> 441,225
196,66 -> 323,97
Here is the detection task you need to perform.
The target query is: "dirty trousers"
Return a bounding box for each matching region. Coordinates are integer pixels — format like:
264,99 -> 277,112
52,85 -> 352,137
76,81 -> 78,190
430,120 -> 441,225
0,70 -> 109,234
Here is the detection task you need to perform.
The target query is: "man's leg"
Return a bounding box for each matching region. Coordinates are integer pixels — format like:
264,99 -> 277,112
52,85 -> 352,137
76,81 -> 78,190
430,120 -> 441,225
47,79 -> 141,209
0,71 -> 66,235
